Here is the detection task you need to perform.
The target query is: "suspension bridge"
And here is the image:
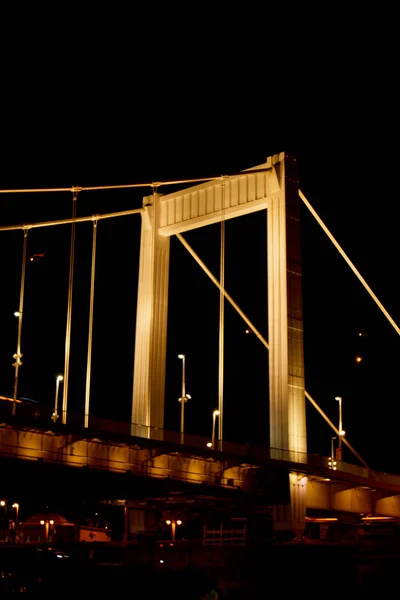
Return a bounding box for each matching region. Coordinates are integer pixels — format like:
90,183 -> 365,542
1,151 -> 399,538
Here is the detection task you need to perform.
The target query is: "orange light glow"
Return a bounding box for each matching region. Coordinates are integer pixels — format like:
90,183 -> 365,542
355,356 -> 363,363
176,520 -> 182,526
361,516 -> 394,521
305,517 -> 338,522
166,520 -> 171,525
40,520 -> 45,525
0,395 -> 22,404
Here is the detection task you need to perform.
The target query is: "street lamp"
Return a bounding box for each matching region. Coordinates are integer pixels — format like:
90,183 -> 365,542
12,503 -> 19,526
328,437 -> 337,470
178,355 -> 191,441
39,519 -> 54,542
51,375 -> 64,422
335,396 -> 345,460
211,409 -> 220,448
165,519 -> 182,542
12,230 -> 28,416
12,311 -> 24,416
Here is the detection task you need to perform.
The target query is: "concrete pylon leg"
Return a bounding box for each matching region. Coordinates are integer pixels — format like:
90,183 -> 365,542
131,194 -> 170,439
268,155 -> 307,461
273,472 -> 308,541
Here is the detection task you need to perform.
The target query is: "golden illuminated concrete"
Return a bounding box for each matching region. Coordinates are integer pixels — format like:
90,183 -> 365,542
273,472 -> 307,537
131,194 -> 170,437
375,494 -> 400,517
268,157 -> 306,457
135,153 -> 306,456
157,157 -> 279,236
3,424 -> 400,518
132,153 -> 307,537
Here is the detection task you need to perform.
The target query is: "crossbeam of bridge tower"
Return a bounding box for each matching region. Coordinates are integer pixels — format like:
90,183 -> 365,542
132,153 -> 307,537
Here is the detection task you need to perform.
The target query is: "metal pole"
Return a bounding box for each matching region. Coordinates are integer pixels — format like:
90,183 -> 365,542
55,378 -> 60,418
180,355 -> 186,439
212,412 -> 217,448
331,436 -> 336,460
212,412 -> 216,448
12,503 -> 19,526
218,180 -> 226,445
52,376 -> 63,421
336,396 -> 343,449
84,220 -> 98,428
171,521 -> 176,542
12,229 -> 28,415
62,191 -> 77,424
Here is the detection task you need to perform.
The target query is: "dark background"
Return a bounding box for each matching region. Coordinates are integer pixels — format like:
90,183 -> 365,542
0,9 -> 399,476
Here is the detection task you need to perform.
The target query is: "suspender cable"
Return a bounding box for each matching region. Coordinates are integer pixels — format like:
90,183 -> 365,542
12,229 -> 28,415
84,219 -> 98,428
299,189 -> 400,336
218,178 -> 226,444
62,190 -> 78,424
176,233 -> 269,350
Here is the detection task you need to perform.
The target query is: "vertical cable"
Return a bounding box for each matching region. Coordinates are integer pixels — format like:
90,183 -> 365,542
62,191 -> 77,424
84,219 -> 98,428
218,178 -> 226,443
12,229 -> 29,415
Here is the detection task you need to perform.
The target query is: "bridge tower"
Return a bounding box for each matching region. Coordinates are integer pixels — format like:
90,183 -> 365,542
132,152 -> 307,537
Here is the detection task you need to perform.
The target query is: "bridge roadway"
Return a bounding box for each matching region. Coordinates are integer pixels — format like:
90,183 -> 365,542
2,413 -> 400,518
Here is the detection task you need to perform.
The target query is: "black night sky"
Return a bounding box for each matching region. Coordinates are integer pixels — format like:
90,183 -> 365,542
0,12 -> 399,477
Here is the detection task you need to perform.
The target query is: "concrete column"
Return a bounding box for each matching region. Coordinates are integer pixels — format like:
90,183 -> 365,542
268,154 -> 306,459
131,194 -> 170,438
273,472 -> 308,539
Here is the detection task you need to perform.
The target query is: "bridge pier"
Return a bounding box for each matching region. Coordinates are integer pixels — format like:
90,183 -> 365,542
375,493 -> 400,517
273,472 -> 307,540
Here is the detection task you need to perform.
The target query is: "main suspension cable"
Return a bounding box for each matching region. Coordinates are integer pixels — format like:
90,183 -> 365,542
299,189 -> 400,336
0,167 -> 273,195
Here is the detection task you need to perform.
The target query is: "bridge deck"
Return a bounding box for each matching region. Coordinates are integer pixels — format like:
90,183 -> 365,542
1,415 -> 399,496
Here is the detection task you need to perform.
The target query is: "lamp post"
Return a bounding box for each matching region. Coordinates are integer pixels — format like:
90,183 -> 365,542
12,230 -> 28,416
40,519 -> 54,542
166,519 -> 182,542
12,503 -> 19,526
212,409 -> 220,448
328,437 -> 337,470
52,375 -> 64,422
335,396 -> 345,460
12,311 -> 23,416
178,355 -> 191,442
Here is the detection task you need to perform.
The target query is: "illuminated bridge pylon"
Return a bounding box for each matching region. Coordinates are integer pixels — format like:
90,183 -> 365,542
132,152 -> 306,537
